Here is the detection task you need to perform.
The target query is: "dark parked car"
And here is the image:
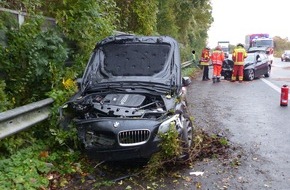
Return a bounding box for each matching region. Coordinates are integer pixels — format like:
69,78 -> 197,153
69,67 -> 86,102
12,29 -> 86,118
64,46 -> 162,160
243,52 -> 271,80
281,50 -> 290,62
59,34 -> 193,161
221,51 -> 271,81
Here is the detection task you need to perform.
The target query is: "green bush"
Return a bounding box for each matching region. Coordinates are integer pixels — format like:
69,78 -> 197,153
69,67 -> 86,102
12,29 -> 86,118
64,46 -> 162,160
0,142 -> 51,189
0,80 -> 12,111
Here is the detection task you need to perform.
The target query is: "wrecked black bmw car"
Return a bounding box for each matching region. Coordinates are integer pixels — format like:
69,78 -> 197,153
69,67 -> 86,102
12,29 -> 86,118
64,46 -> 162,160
60,34 -> 193,161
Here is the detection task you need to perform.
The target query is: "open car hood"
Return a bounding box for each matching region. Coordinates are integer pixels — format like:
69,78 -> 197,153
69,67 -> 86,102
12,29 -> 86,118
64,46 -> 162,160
79,35 -> 182,95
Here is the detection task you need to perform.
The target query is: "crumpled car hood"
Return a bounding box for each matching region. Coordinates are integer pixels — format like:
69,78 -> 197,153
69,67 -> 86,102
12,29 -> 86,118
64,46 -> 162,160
80,35 -> 182,95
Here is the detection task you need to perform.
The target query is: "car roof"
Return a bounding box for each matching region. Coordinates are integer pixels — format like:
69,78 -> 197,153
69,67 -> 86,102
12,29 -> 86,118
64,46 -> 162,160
247,52 -> 265,56
247,46 -> 268,53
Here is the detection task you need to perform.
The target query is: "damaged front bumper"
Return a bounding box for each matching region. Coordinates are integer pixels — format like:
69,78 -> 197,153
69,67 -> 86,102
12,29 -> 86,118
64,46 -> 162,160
76,118 -> 163,161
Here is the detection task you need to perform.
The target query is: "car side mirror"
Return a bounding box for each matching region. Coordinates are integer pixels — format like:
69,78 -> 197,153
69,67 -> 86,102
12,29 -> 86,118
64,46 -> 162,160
257,58 -> 261,62
76,78 -> 82,89
182,77 -> 191,87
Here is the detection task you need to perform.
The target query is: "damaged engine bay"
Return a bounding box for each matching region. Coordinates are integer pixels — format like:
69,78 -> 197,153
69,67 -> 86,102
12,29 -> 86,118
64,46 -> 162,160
65,92 -> 176,120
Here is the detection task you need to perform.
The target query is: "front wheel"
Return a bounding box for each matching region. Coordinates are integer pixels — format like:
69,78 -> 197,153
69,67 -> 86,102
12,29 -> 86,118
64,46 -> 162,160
179,114 -> 193,160
264,65 -> 271,78
244,69 -> 255,81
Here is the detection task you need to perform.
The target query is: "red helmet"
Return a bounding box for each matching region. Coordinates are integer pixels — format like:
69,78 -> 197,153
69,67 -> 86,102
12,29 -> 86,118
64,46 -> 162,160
215,45 -> 222,50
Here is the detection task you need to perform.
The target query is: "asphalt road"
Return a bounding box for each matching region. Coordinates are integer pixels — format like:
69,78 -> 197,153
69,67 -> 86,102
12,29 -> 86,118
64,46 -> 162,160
184,59 -> 290,190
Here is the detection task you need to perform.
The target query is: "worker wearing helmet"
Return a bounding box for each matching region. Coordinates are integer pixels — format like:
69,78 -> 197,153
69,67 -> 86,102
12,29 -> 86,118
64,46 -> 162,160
199,47 -> 211,81
192,50 -> 197,65
231,43 -> 247,83
210,45 -> 225,83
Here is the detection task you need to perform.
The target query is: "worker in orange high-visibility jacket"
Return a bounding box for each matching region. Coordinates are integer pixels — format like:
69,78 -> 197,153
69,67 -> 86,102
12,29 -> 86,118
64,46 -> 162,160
199,47 -> 211,81
231,43 -> 248,83
210,45 -> 225,83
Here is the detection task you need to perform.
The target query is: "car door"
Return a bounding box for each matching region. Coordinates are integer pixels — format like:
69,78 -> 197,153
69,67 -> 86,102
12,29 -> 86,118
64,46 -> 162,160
256,53 -> 268,76
254,53 -> 267,76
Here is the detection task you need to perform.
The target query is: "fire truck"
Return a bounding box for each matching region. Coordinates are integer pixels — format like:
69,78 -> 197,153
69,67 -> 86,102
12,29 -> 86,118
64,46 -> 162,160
245,33 -> 274,64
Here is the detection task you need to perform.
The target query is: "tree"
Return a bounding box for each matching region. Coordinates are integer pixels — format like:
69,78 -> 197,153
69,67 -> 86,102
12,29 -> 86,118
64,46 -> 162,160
273,36 -> 290,57
115,0 -> 158,35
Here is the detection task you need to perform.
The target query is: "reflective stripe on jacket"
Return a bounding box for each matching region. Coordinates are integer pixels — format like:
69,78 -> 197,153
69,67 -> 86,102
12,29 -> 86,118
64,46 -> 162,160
200,48 -> 210,65
210,50 -> 225,65
232,47 -> 247,65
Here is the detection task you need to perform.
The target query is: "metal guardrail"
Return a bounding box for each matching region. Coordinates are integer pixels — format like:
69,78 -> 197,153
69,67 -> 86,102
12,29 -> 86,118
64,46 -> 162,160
181,60 -> 193,68
0,98 -> 54,140
181,60 -> 200,68
0,60 -> 193,140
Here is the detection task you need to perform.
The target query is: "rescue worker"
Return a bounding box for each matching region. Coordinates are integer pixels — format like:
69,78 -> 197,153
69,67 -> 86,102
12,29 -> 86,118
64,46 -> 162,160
231,43 -> 247,83
192,50 -> 197,66
210,45 -> 225,83
192,50 -> 196,61
199,47 -> 211,81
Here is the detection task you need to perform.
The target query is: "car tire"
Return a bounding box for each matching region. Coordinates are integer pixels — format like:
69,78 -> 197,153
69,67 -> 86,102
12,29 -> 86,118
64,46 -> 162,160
244,69 -> 255,81
179,114 -> 193,160
264,65 -> 271,78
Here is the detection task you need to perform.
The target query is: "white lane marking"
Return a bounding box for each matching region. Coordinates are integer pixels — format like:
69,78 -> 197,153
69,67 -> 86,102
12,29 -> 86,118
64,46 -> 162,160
272,65 -> 284,68
261,78 -> 290,100
261,78 -> 281,93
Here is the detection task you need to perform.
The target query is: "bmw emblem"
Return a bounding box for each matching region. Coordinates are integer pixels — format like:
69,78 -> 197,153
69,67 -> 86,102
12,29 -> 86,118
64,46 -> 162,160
113,122 -> 120,128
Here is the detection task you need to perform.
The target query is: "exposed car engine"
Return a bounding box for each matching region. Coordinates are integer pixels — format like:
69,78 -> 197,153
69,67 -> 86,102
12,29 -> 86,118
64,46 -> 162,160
67,93 -> 169,120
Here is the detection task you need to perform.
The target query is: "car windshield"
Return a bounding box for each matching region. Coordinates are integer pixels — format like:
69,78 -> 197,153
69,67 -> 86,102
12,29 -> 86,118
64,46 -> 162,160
284,51 -> 290,55
245,54 -> 255,62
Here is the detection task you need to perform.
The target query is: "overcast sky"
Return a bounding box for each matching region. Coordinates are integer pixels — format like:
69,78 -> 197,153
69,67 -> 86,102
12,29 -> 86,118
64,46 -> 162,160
207,0 -> 289,48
